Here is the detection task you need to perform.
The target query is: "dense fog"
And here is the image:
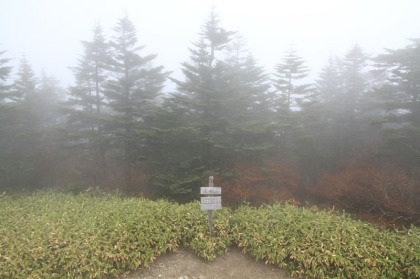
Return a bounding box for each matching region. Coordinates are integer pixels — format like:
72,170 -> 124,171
0,1 -> 419,225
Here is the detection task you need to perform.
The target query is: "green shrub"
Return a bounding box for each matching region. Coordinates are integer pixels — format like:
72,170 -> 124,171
231,202 -> 420,278
1,191 -> 418,278
0,191 -> 232,278
179,202 -> 233,261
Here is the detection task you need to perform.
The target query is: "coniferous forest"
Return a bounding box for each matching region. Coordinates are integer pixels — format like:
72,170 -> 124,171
0,11 -> 419,226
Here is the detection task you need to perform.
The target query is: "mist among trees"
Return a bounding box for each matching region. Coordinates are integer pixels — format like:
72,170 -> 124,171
0,11 -> 419,225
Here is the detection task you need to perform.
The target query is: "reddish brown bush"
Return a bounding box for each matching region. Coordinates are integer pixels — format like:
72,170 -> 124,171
313,161 -> 420,224
217,160 -> 301,206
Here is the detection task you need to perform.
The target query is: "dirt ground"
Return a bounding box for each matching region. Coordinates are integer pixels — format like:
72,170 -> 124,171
118,247 -> 295,279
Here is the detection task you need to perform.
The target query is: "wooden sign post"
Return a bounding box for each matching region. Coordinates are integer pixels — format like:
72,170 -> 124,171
200,176 -> 222,236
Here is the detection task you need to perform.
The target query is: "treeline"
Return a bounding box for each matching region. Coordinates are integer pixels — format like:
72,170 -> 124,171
0,11 -> 419,224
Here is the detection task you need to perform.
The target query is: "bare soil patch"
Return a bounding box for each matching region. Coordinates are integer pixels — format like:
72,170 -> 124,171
119,247 -> 295,279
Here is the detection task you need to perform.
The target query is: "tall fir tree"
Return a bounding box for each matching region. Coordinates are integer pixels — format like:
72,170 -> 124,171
38,72 -> 63,129
0,47 -> 13,188
0,58 -> 61,189
105,15 -> 168,188
272,46 -> 312,153
0,47 -> 12,101
375,39 -> 420,125
374,39 -> 420,166
31,72 -> 63,187
308,56 -> 346,171
10,57 -> 38,136
342,44 -> 370,121
146,10 -> 235,198
222,34 -> 274,160
295,56 -> 345,185
11,56 -> 37,103
273,46 -> 311,110
340,45 -> 374,156
168,9 -> 235,166
145,11 -> 274,200
317,45 -> 375,163
66,24 -> 110,183
316,55 -> 343,104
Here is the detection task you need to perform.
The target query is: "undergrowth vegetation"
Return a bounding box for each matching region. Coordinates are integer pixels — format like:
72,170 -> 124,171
0,190 -> 419,278
232,203 -> 420,278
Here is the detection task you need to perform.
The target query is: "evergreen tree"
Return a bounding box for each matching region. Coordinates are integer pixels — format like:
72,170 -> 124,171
375,39 -> 420,125
272,46 -> 312,153
146,11 -> 273,200
294,56 -> 345,185
166,9 -> 235,167
225,34 -> 272,117
31,72 -> 63,187
273,46 -> 311,110
66,24 -> 110,183
11,56 -> 37,103
0,48 -> 13,187
308,56 -> 346,170
223,34 -> 274,160
10,57 -> 38,135
311,45 -> 373,163
68,24 -> 109,123
338,45 -> 375,157
316,55 -> 343,104
146,10 -> 235,198
374,39 -> 420,166
298,47 -> 372,184
0,58 -> 49,189
38,72 -> 63,128
0,47 -> 12,101
105,15 -> 168,188
342,44 -> 370,121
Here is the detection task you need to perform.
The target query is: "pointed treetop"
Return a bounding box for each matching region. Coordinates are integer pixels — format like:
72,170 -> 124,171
12,55 -> 37,102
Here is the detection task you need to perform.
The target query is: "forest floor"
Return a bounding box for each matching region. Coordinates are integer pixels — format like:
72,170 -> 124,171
118,247 -> 295,279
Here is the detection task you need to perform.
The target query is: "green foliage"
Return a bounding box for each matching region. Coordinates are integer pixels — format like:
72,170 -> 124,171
1,192 -> 419,278
143,12 -> 275,197
273,46 -> 312,111
0,48 -> 12,97
151,171 -> 202,200
178,203 -> 233,261
105,15 -> 169,167
65,23 -> 110,180
0,191 -> 231,278
0,58 -> 63,190
231,202 -> 420,278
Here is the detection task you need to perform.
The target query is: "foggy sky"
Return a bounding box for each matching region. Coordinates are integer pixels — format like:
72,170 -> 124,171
1,0 -> 420,90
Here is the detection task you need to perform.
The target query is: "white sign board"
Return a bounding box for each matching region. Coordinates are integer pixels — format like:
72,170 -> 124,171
201,197 -> 222,210
201,196 -> 222,204
201,176 -> 222,235
201,203 -> 222,210
200,187 -> 221,195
